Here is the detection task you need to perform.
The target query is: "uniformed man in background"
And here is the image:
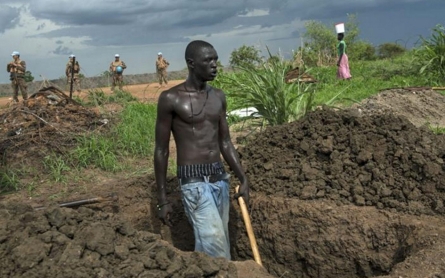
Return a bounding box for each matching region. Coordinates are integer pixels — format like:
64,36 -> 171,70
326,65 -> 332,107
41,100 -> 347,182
6,51 -> 28,102
156,52 -> 169,87
66,54 -> 81,94
109,54 -> 127,91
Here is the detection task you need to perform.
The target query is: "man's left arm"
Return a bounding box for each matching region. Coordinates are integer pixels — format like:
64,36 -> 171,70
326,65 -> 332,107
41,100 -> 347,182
217,90 -> 249,204
121,61 -> 127,69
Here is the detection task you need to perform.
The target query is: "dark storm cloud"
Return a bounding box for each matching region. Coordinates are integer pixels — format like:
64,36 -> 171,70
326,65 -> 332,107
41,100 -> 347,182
11,0 -> 443,47
51,45 -> 72,55
0,5 -> 21,33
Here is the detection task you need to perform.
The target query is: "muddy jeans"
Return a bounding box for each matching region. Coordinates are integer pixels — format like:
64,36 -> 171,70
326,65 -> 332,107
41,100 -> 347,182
180,177 -> 231,260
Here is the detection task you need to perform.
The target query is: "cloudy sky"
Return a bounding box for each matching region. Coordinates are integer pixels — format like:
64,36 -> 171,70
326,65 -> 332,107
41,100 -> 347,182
0,0 -> 443,84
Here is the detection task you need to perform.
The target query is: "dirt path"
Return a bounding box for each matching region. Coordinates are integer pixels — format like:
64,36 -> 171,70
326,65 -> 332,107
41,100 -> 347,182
0,80 -> 185,108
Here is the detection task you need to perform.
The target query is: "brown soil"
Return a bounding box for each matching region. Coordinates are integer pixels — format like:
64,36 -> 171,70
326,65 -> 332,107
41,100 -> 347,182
1,85 -> 445,278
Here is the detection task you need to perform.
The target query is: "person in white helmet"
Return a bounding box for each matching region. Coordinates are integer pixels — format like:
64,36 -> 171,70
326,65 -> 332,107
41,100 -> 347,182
65,54 -> 82,94
6,51 -> 28,102
109,54 -> 127,91
155,52 -> 170,87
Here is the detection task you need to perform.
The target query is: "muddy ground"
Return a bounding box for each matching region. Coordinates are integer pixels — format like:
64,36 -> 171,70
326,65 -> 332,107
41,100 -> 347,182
1,85 -> 445,277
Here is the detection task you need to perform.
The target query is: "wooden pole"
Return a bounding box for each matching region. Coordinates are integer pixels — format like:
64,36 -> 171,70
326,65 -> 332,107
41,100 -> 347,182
236,186 -> 263,266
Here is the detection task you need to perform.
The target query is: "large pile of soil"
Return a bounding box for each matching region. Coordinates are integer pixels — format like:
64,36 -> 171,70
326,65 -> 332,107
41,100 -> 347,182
238,108 -> 445,215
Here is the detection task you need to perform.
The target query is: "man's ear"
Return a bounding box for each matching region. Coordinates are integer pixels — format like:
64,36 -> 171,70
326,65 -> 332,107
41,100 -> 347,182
186,58 -> 194,69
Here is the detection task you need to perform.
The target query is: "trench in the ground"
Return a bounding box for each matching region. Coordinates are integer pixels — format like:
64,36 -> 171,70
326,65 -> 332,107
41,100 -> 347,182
119,184 -> 419,278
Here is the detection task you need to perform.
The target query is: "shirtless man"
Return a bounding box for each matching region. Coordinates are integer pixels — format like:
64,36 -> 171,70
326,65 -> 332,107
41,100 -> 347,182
154,40 -> 249,260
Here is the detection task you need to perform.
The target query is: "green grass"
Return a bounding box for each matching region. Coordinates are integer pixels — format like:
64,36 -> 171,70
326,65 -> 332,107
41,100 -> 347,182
43,153 -> 71,183
0,168 -> 19,194
430,125 -> 445,135
70,102 -> 157,171
309,52 -> 431,107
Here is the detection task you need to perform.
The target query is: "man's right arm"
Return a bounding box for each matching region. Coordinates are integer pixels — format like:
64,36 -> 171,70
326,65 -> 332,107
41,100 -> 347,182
154,90 -> 174,225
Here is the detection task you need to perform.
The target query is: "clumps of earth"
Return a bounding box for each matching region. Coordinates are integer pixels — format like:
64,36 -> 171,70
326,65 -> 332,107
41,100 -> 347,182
0,203 -> 238,278
239,107 -> 445,215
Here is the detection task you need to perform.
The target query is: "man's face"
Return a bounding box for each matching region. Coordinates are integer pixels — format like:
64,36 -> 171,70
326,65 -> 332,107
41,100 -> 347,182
115,57 -> 119,61
12,55 -> 19,60
192,47 -> 218,81
158,55 -> 162,59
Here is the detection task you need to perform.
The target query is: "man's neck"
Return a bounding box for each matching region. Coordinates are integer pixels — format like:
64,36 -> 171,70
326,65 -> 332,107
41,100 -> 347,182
185,76 -> 207,92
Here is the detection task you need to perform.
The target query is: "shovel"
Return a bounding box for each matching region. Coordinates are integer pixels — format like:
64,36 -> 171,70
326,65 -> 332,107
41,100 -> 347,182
236,186 -> 263,266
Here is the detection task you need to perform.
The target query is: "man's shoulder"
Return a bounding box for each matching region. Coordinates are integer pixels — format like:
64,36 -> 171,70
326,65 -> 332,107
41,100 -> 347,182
209,85 -> 225,97
163,82 -> 185,94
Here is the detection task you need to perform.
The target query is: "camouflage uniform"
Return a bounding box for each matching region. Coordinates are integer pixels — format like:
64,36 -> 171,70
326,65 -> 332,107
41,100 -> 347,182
6,57 -> 28,102
156,56 -> 169,86
109,58 -> 127,91
66,59 -> 81,93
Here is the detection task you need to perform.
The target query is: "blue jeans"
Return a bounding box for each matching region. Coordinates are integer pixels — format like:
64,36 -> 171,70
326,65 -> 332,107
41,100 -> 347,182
180,176 -> 231,260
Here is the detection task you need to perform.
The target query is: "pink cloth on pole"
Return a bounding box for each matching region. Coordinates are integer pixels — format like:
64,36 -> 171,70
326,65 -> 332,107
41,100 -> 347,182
337,54 -> 352,79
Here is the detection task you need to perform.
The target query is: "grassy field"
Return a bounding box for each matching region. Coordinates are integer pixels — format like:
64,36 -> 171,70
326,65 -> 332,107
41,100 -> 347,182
1,50 -> 445,193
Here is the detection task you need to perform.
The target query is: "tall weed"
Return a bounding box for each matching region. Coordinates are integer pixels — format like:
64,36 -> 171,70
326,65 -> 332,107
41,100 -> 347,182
218,53 -> 318,126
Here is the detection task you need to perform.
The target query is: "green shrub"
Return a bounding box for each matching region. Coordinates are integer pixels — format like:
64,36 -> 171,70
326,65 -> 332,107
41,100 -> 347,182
415,24 -> 445,85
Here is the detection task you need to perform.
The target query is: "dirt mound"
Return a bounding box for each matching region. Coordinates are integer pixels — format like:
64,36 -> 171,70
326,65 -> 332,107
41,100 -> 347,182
0,202 -> 239,278
0,87 -> 107,171
353,87 -> 445,127
239,108 -> 445,215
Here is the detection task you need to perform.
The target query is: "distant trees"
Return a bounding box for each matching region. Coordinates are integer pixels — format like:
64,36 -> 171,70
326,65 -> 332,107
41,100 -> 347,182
299,14 -> 377,66
377,43 -> 406,59
229,45 -> 262,68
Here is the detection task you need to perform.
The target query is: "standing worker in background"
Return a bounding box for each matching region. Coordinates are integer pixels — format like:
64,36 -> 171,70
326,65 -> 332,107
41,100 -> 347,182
156,52 -> 169,87
109,54 -> 127,91
335,23 -> 352,80
66,54 -> 82,94
6,51 -> 28,103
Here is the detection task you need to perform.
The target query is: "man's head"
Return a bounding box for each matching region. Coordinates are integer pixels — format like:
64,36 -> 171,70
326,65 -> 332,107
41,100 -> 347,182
11,51 -> 20,60
158,52 -> 162,58
69,54 -> 75,61
115,54 -> 120,61
185,40 -> 218,81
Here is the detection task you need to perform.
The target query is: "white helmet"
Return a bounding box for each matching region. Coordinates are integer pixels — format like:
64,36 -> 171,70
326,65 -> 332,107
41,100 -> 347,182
115,54 -> 120,57
69,54 -> 75,58
11,51 -> 20,56
158,52 -> 162,56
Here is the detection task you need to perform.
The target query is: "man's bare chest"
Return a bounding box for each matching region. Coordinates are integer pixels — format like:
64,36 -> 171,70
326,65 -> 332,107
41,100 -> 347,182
173,90 -> 222,124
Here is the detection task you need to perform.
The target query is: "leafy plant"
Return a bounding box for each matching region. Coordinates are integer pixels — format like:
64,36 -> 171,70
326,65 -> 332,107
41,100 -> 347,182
415,24 -> 445,84
220,49 -> 317,126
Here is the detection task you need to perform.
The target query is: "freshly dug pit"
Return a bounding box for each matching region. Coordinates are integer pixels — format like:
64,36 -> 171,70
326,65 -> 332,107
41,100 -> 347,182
228,107 -> 445,277
0,202 -> 239,278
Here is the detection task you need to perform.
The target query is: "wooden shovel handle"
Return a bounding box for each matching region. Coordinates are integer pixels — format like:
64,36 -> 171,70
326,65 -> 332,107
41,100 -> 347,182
236,186 -> 263,266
